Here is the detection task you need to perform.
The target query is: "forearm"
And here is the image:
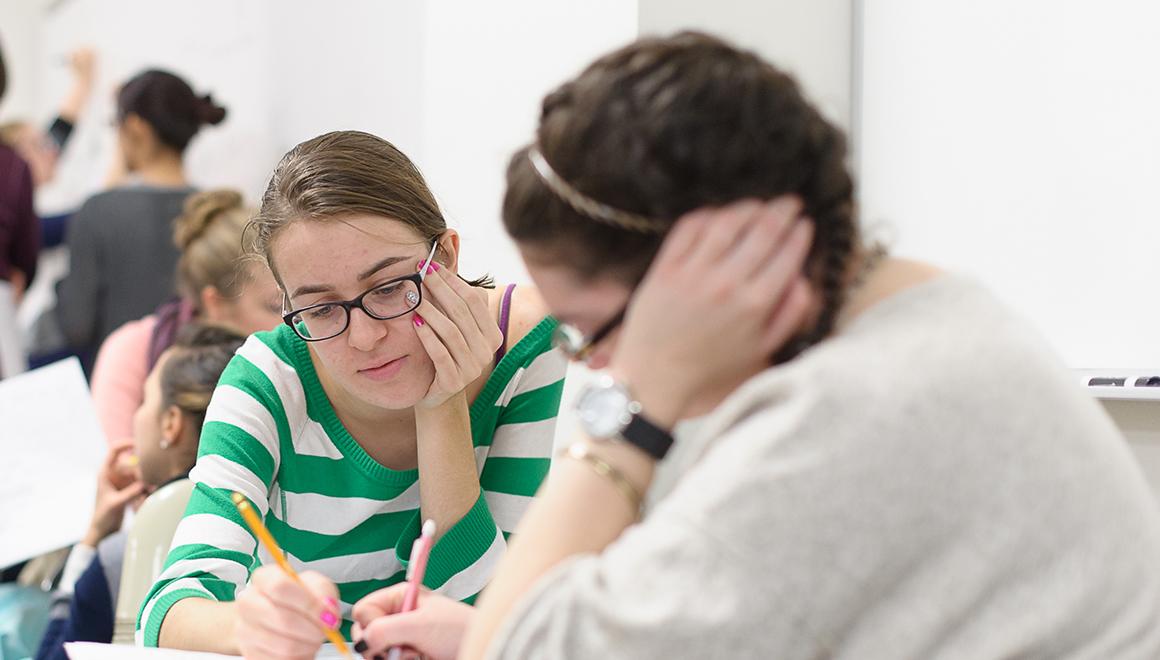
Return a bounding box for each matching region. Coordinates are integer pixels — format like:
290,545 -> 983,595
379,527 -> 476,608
415,392 -> 482,539
58,82 -> 91,125
460,436 -> 655,659
158,598 -> 240,654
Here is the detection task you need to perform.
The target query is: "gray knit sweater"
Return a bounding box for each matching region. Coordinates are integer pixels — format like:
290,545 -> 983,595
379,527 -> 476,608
491,275 -> 1160,659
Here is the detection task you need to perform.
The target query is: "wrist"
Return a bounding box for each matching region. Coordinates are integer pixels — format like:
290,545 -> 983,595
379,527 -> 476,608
606,365 -> 685,430
415,390 -> 467,418
81,526 -> 104,549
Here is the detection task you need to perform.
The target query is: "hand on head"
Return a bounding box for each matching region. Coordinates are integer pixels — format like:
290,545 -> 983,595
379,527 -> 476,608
411,260 -> 503,409
609,195 -> 816,427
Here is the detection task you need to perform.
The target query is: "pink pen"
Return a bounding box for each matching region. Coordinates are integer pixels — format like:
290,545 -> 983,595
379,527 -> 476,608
386,519 -> 436,660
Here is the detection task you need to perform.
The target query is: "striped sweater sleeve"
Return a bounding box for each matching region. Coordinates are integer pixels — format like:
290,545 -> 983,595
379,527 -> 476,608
401,343 -> 568,603
136,350 -> 284,646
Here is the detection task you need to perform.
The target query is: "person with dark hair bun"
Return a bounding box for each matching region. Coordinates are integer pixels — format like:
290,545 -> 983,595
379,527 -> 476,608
54,68 -> 227,373
349,32 -> 1160,660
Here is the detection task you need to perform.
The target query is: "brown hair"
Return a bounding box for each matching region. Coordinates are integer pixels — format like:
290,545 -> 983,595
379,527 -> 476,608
503,32 -> 859,357
173,189 -> 257,310
250,130 -> 491,287
117,69 -> 226,153
160,323 -> 245,432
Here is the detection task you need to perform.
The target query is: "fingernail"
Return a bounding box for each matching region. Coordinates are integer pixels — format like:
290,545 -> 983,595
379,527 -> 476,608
324,596 -> 339,611
353,640 -> 368,654
429,261 -> 440,272
320,609 -> 338,628
413,314 -> 424,327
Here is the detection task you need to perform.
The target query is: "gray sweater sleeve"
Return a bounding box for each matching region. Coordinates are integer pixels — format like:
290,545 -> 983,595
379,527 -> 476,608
56,202 -> 102,349
487,513 -> 773,660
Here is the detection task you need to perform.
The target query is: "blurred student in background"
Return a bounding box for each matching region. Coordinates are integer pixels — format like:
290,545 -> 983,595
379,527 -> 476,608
89,189 -> 281,448
55,69 -> 226,373
0,38 -> 40,379
36,324 -> 245,660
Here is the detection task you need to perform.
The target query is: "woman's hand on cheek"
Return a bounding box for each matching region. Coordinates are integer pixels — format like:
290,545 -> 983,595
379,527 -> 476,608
235,567 -> 339,660
411,262 -> 504,409
610,196 -> 816,427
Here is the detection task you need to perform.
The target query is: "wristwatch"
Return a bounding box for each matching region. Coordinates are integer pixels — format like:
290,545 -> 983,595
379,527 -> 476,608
575,374 -> 674,460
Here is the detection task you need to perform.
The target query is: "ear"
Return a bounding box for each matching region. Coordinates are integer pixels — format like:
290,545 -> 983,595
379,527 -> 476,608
436,229 -> 461,273
160,405 -> 185,448
200,285 -> 229,322
121,113 -> 154,146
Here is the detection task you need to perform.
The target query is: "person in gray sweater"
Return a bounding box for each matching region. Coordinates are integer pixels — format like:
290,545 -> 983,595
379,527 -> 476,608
56,69 -> 225,372
348,33 -> 1160,660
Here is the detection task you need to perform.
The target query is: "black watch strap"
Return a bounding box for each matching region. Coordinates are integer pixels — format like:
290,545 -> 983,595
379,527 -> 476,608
620,413 -> 674,461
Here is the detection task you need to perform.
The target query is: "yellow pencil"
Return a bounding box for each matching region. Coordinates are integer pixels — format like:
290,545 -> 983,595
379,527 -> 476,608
231,492 -> 353,659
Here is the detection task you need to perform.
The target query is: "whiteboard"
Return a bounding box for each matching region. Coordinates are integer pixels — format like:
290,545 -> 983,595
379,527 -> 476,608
857,0 -> 1160,369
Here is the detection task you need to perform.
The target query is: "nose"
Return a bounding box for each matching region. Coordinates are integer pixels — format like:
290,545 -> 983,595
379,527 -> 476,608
346,307 -> 389,352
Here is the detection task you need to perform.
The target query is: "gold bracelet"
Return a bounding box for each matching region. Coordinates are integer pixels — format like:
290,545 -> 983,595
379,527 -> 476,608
559,443 -> 643,512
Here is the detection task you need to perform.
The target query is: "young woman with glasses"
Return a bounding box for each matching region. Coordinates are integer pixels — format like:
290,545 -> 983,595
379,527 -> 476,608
348,32 -> 1160,660
138,130 -> 568,659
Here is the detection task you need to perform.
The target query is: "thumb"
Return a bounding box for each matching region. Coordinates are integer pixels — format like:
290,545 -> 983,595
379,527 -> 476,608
109,481 -> 147,507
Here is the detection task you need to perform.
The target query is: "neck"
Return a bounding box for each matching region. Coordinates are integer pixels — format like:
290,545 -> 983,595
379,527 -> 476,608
835,254 -> 942,331
133,151 -> 187,187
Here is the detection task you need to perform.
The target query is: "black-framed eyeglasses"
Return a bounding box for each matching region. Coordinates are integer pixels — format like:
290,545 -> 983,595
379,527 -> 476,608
552,305 -> 627,363
282,273 -> 424,342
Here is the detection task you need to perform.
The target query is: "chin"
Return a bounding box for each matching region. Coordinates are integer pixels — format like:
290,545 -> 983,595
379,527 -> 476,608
346,365 -> 434,411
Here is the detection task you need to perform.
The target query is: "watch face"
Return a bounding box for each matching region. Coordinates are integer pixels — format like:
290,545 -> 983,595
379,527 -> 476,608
578,383 -> 633,438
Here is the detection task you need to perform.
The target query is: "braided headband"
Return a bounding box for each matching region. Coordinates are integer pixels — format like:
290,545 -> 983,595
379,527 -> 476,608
527,146 -> 668,234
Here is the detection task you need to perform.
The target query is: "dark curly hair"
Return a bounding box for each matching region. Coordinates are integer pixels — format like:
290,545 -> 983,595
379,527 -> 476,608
502,31 -> 860,360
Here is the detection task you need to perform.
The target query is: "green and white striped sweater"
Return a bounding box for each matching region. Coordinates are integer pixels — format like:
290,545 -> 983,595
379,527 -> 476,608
137,317 -> 566,645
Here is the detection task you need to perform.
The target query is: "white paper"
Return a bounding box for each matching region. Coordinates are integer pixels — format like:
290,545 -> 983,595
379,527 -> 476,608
0,358 -> 106,567
64,642 -> 358,659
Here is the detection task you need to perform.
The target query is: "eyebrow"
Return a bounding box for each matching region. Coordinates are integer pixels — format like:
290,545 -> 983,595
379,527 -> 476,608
289,256 -> 411,299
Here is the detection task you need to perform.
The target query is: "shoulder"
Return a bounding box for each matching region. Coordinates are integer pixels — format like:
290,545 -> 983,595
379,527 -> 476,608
91,316 -> 156,386
99,316 -> 157,356
494,284 -> 552,353
219,326 -> 310,398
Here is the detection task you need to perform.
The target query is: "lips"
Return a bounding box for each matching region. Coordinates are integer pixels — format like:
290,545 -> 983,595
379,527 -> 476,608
358,355 -> 407,381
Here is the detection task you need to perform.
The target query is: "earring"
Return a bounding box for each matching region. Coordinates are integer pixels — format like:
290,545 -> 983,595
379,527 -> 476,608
159,439 -> 170,450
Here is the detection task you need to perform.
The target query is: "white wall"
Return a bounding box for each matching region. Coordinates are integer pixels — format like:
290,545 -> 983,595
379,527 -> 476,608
858,0 -> 1160,369
0,0 -> 48,123
418,0 -> 638,286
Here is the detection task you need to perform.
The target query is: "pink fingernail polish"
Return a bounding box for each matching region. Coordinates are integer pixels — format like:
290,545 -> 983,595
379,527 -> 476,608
325,596 -> 339,611
413,314 -> 425,327
320,610 -> 338,628
429,261 -> 440,272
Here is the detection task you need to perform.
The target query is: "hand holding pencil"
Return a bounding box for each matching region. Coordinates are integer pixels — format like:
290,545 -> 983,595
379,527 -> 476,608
350,520 -> 476,660
231,492 -> 353,660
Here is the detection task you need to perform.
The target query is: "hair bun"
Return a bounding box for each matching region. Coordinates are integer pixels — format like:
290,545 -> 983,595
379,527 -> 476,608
197,93 -> 227,126
174,189 -> 244,249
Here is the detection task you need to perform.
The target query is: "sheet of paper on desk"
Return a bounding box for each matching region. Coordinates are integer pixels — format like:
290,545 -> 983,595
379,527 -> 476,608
64,642 -> 358,659
0,358 -> 107,567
